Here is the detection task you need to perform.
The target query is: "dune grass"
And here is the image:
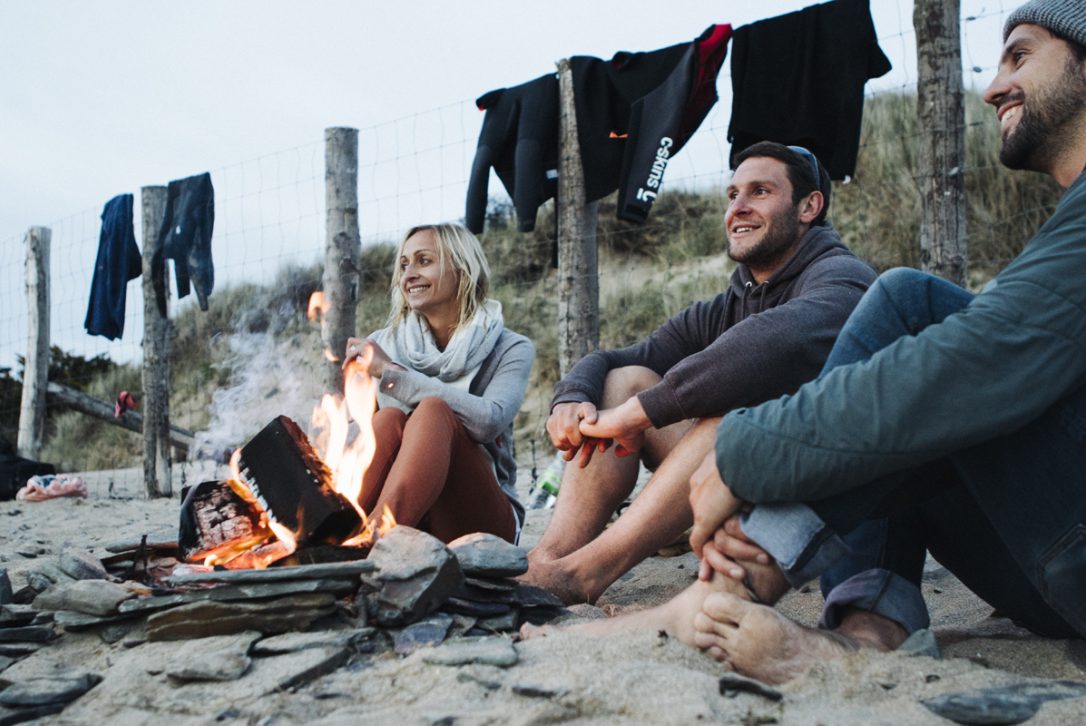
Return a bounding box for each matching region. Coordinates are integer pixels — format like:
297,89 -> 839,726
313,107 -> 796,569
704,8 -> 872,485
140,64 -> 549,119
32,91 -> 1063,471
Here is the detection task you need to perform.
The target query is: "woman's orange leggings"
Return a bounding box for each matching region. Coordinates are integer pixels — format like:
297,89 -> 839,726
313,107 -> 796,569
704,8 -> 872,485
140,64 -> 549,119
358,396 -> 516,543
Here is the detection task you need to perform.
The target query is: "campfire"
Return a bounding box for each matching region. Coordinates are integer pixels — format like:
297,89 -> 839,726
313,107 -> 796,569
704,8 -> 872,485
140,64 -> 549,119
179,346 -> 396,571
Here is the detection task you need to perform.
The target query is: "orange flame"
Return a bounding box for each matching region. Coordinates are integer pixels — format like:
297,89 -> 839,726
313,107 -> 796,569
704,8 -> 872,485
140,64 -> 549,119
188,338 -> 393,570
342,504 -> 397,548
307,291 -> 326,322
311,346 -> 378,525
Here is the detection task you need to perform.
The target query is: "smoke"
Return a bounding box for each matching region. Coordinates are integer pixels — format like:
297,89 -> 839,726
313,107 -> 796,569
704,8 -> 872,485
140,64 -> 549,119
190,298 -> 327,463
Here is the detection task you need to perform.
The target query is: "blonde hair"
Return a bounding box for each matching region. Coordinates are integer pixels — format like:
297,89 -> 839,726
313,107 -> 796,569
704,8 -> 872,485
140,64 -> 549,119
388,223 -> 492,330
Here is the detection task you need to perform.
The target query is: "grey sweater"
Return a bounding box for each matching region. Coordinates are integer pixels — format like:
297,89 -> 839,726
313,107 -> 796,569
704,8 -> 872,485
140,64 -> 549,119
374,328 -> 535,522
552,225 -> 876,426
719,171 -> 1086,504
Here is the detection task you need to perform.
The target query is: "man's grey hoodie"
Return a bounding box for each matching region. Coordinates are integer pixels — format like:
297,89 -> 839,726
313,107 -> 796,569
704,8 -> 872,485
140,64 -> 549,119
551,224 -> 877,427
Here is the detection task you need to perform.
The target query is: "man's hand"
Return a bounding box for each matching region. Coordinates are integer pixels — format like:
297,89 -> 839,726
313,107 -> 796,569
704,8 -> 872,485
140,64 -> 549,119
688,449 -> 743,559
697,514 -> 772,582
546,402 -> 599,455
577,397 -> 650,466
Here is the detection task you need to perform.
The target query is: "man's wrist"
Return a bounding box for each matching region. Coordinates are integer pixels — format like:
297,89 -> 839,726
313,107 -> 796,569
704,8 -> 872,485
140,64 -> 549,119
621,396 -> 652,431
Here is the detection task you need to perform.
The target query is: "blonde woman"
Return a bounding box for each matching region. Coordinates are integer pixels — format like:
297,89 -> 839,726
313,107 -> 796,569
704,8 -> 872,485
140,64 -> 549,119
343,223 -> 533,543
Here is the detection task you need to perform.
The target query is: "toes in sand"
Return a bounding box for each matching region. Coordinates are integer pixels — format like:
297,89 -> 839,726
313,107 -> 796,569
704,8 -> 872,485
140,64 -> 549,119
693,592 -> 858,685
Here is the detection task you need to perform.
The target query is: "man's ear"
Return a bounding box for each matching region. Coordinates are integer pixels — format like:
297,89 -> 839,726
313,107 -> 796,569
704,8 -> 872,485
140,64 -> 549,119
799,190 -> 824,224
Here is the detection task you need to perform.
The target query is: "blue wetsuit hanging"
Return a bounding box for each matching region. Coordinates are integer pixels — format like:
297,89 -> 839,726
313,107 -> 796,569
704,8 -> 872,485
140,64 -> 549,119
154,172 -> 215,314
85,193 -> 141,340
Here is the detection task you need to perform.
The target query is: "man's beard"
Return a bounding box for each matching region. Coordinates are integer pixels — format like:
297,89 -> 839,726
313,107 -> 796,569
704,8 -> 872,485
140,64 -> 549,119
727,210 -> 802,270
1001,56 -> 1086,172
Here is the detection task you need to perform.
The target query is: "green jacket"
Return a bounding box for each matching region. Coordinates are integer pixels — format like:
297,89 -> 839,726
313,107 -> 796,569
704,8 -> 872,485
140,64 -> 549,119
718,171 -> 1086,504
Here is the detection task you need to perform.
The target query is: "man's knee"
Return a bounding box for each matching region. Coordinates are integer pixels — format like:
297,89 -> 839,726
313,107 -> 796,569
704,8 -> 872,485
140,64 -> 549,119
602,366 -> 662,406
876,267 -> 931,296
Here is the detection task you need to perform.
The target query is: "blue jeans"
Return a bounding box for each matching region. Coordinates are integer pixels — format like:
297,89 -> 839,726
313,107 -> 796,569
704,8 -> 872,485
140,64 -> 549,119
744,268 -> 1085,639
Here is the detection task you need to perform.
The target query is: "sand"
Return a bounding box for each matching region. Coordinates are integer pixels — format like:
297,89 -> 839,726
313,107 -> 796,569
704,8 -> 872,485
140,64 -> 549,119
1,473 -> 1084,724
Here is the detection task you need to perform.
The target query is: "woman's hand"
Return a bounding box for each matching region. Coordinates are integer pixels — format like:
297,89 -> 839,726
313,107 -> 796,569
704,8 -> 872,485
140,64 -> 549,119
343,337 -> 398,378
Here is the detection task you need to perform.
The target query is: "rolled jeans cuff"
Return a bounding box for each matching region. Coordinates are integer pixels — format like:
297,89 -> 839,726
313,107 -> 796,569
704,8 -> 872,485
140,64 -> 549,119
819,568 -> 930,635
739,503 -> 850,588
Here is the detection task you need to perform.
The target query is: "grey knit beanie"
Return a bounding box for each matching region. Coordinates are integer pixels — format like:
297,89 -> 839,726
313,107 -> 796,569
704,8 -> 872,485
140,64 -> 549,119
1005,0 -> 1086,48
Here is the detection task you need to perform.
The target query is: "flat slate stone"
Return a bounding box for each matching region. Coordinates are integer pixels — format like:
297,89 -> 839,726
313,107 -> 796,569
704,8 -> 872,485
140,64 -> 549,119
29,563 -> 73,588
0,627 -> 53,644
0,702 -> 65,724
441,597 -> 511,618
253,629 -> 366,656
24,572 -> 52,593
922,680 -> 1086,725
719,673 -> 784,701
98,622 -> 132,645
447,533 -> 529,577
0,672 -> 102,707
365,528 -> 464,627
475,610 -> 518,633
0,605 -> 36,628
394,613 -> 454,656
513,584 -> 565,609
368,527 -> 456,581
258,645 -> 351,692
0,570 -> 11,605
0,643 -> 43,658
119,578 -> 354,614
464,576 -> 518,592
33,579 -> 134,616
57,550 -> 109,581
452,581 -> 517,604
898,628 -> 941,659
165,631 -> 261,682
421,637 -> 518,668
164,559 -> 375,586
0,655 -> 13,672
511,682 -> 570,699
53,610 -> 137,632
146,593 -> 336,641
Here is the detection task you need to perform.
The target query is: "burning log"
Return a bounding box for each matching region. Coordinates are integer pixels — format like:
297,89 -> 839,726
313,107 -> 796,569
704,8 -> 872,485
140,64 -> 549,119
235,416 -> 362,546
179,480 -> 271,563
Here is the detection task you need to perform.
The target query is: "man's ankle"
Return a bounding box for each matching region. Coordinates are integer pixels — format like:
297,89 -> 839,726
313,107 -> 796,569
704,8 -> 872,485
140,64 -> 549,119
834,607 -> 908,652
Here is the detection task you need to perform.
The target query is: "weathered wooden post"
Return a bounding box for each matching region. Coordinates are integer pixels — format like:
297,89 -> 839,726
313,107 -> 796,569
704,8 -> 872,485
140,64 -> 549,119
141,185 -> 172,498
556,58 -> 600,377
914,0 -> 967,285
16,227 -> 50,460
322,126 -> 361,394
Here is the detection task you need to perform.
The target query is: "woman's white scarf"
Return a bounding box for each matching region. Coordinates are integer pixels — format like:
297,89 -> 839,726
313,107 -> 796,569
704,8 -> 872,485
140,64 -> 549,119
369,299 -> 505,412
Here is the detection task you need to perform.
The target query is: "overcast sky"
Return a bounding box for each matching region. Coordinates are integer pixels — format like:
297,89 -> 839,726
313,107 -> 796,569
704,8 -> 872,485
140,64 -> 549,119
0,1 -> 1010,236
0,1 -> 1009,368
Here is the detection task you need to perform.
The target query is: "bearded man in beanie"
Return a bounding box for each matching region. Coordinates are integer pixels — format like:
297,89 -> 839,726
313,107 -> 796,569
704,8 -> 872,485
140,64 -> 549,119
535,0 -> 1086,684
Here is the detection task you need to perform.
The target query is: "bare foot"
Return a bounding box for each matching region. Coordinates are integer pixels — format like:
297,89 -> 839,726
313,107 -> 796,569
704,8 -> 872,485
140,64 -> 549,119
732,555 -> 790,606
520,572 -> 749,644
518,557 -> 599,605
692,593 -> 860,684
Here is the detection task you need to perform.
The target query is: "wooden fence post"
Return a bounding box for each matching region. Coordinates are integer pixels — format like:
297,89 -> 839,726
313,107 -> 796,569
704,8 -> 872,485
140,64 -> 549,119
914,0 -> 967,285
322,126 -> 361,395
556,58 -> 600,377
17,226 -> 50,460
141,185 -> 172,498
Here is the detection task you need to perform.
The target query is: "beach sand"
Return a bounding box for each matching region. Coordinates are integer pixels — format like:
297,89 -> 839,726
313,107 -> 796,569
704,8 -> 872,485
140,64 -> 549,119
1,477 -> 1084,724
